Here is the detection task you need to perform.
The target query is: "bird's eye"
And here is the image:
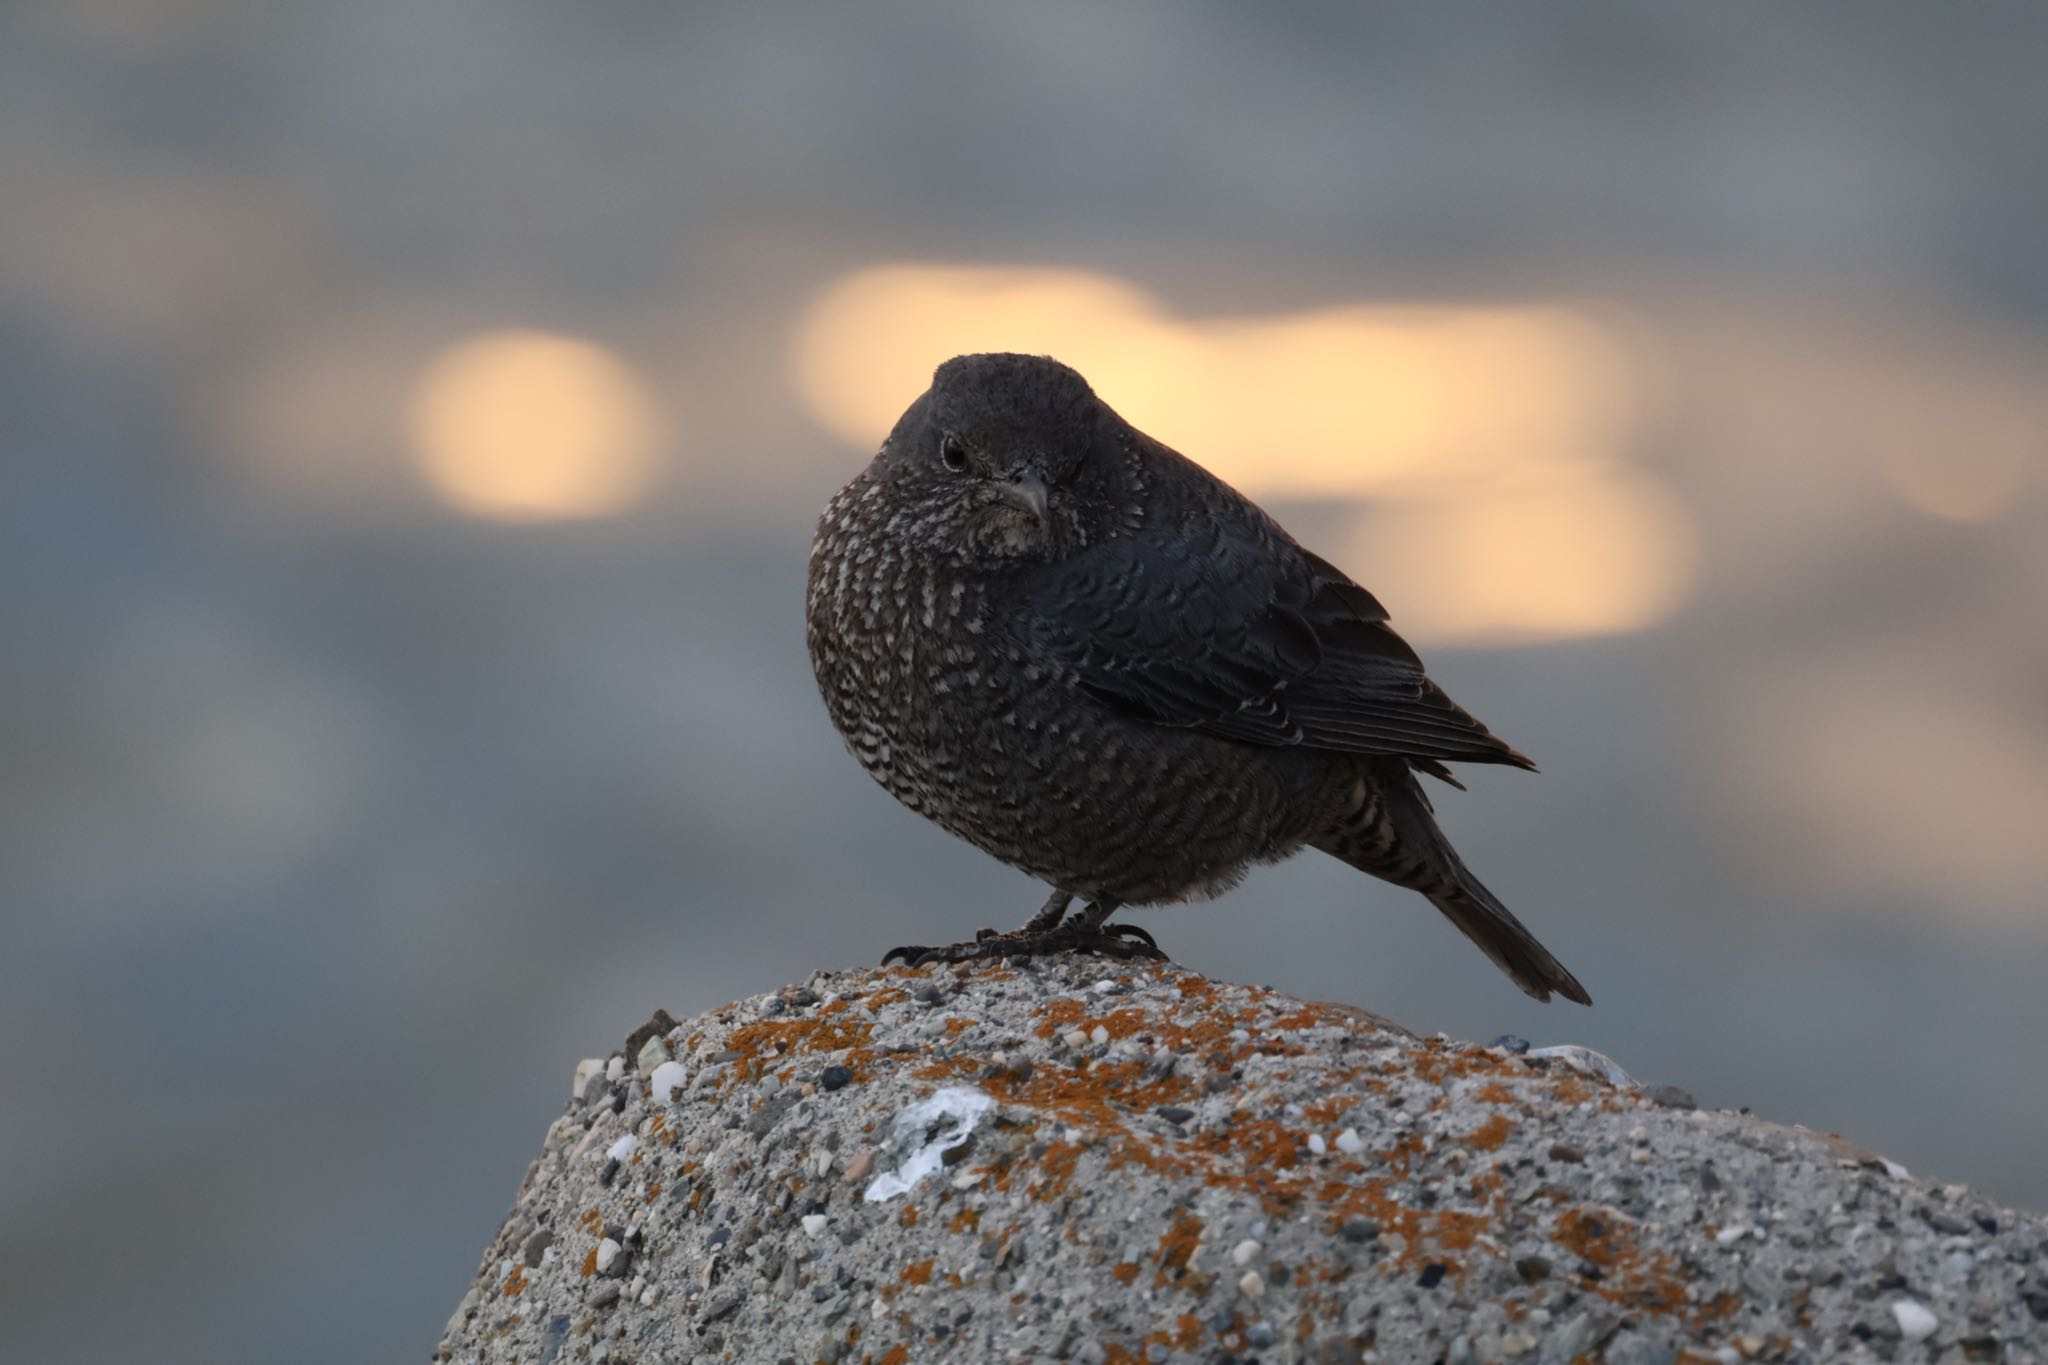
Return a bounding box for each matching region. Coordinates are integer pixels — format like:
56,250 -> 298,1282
939,435 -> 970,473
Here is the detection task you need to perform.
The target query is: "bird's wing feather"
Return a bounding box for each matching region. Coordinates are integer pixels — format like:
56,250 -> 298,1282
1017,527 -> 1534,769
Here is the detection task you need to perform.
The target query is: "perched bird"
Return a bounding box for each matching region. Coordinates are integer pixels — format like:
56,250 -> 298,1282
805,353 -> 1589,1004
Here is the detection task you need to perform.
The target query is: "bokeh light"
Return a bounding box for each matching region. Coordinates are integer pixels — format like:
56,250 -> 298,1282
406,330 -> 662,522
1344,467 -> 1697,646
793,263 -> 1690,644
792,263 -> 1631,498
1880,447 -> 2030,523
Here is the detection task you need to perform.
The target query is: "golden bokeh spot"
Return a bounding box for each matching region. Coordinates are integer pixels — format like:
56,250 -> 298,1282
1879,446 -> 2029,523
1342,468 -> 1696,646
790,263 -> 1631,499
407,330 -> 660,522
792,262 -> 1694,644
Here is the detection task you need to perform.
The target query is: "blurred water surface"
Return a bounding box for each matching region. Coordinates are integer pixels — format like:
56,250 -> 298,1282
4,4 -> 2046,1362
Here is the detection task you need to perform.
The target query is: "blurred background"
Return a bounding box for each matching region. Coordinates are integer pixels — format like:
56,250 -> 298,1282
5,3 -> 2046,1360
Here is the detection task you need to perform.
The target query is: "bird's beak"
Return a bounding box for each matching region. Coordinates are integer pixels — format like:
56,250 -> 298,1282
1000,469 -> 1050,525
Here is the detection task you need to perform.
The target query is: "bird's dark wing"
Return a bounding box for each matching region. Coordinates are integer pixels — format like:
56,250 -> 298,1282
1016,526 -> 1534,771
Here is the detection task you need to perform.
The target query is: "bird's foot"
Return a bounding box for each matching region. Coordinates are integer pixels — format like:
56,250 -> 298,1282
880,919 -> 1164,968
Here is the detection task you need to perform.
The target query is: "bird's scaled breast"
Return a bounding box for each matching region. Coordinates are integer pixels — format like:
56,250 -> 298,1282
807,517 -> 1025,805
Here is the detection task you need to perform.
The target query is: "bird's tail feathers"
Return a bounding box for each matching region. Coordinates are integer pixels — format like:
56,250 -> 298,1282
1316,766 -> 1591,1006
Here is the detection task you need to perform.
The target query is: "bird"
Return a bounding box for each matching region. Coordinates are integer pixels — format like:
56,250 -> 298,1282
804,352 -> 1590,1004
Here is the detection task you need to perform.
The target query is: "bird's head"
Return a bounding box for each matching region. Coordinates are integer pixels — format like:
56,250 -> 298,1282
864,353 -> 1131,565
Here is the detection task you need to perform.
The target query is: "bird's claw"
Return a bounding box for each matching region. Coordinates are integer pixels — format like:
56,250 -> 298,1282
878,921 -> 1166,968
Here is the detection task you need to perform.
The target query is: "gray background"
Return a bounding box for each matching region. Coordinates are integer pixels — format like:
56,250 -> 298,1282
4,4 -> 2045,1362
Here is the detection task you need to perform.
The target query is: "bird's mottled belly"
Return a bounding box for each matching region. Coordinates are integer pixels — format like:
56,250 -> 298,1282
808,549 -> 1329,902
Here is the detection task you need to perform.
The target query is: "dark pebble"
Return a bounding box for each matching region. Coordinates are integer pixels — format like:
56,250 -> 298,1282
1515,1256 -> 1552,1283
1156,1106 -> 1195,1124
915,986 -> 946,1006
820,1066 -> 854,1091
1642,1083 -> 1696,1111
1972,1213 -> 1998,1235
1340,1219 -> 1379,1244
1921,1207 -> 1971,1235
599,1157 -> 620,1187
708,1226 -> 732,1247
2021,1283 -> 2048,1321
522,1229 -> 554,1267
588,1284 -> 621,1309
710,1050 -> 743,1064
1416,1263 -> 1446,1290
1548,1143 -> 1585,1164
1488,1034 -> 1531,1055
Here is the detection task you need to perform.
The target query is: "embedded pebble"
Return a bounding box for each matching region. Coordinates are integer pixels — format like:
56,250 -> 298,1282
648,1060 -> 689,1103
1891,1298 -> 1937,1341
800,1214 -> 828,1237
1231,1238 -> 1261,1266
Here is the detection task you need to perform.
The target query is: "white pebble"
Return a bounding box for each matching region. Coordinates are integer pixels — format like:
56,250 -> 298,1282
648,1061 -> 688,1104
571,1058 -> 604,1102
1238,1269 -> 1265,1297
594,1237 -> 622,1273
1090,1024 -> 1109,1046
1307,1133 -> 1327,1155
606,1134 -> 638,1163
1891,1299 -> 1937,1342
1231,1239 -> 1262,1266
604,1056 -> 625,1084
1334,1128 -> 1365,1155
1092,980 -> 1118,993
1062,1029 -> 1090,1050
801,1214 -> 829,1237
1714,1223 -> 1748,1245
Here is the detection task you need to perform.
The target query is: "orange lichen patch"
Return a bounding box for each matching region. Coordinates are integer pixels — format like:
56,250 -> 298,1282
720,1015 -> 877,1083
646,1182 -> 661,1201
1111,1261 -> 1141,1286
1039,1139 -> 1086,1190
865,988 -> 910,1010
577,1208 -> 602,1233
1465,1114 -> 1517,1151
947,1207 -> 982,1234
579,1247 -> 599,1278
1266,1007 -> 1327,1031
1142,1314 -> 1206,1353
1102,1346 -> 1142,1365
499,1266 -> 528,1298
901,1259 -> 935,1286
1547,1206 -> 1708,1321
1155,1212 -> 1205,1284
1472,1081 -> 1521,1105
876,1347 -> 909,1365
1034,999 -> 1089,1039
898,1204 -> 919,1228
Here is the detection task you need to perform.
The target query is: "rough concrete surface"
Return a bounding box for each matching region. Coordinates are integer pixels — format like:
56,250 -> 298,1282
438,961 -> 2048,1363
